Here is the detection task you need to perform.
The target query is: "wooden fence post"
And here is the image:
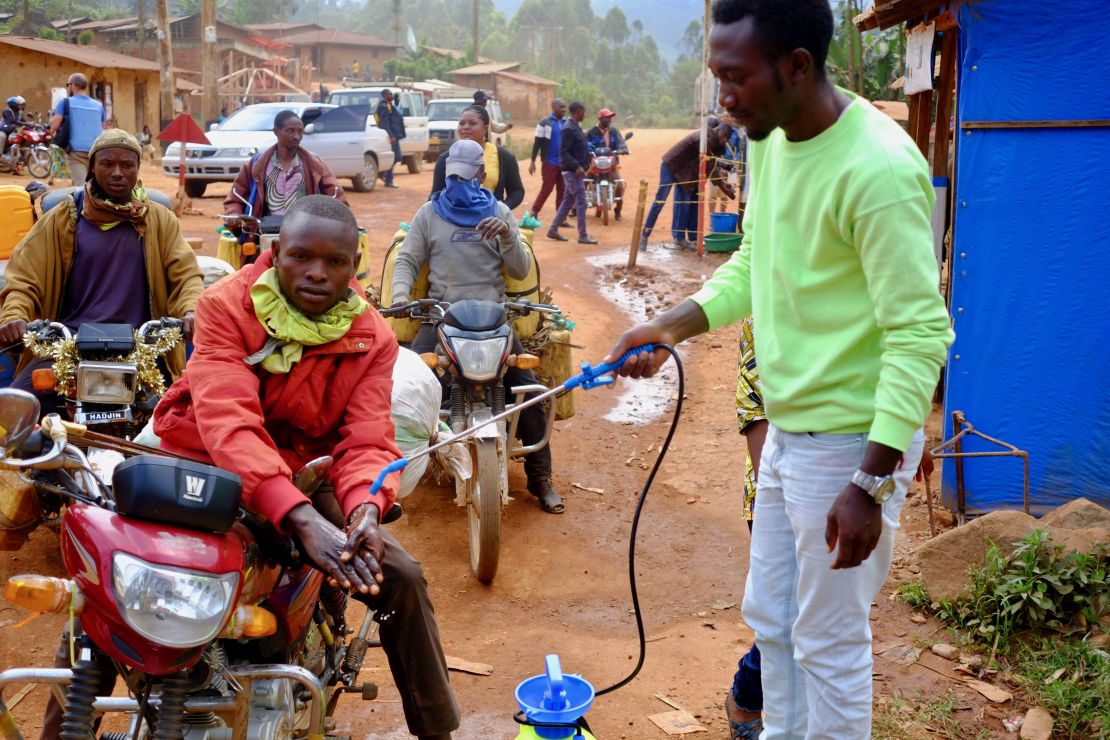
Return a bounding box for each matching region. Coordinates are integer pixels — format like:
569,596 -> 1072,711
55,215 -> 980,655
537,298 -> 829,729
627,179 -> 649,269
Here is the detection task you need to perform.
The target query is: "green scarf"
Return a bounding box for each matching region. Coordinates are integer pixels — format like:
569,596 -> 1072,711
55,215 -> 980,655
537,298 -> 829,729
248,268 -> 368,374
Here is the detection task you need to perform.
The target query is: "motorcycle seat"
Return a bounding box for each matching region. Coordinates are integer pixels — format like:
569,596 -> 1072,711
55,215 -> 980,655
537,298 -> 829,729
41,186 -> 173,214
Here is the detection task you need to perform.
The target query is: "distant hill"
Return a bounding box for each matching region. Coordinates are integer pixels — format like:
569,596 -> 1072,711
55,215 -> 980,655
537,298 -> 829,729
493,0 -> 701,62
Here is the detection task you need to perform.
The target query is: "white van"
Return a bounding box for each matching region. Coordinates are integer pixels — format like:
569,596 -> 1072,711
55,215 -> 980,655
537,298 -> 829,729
327,86 -> 429,173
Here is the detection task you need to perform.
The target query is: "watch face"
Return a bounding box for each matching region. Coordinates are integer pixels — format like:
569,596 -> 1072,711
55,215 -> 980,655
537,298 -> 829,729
873,478 -> 896,503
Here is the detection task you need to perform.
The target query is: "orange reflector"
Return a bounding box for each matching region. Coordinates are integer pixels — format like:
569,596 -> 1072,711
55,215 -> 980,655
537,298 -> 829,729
222,604 -> 278,639
511,354 -> 541,370
31,368 -> 57,392
4,575 -> 77,614
242,241 -> 257,256
420,352 -> 439,368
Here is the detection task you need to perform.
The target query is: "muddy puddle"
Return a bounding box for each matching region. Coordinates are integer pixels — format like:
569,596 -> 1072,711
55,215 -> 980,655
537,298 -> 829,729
587,248 -> 701,425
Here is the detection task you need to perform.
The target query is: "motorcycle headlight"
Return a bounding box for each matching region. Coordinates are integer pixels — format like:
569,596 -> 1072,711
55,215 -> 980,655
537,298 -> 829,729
112,553 -> 239,648
594,156 -> 612,169
76,362 -> 138,404
446,337 -> 508,382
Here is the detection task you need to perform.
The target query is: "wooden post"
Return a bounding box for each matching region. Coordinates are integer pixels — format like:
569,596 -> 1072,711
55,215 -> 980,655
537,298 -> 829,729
932,30 -> 958,178
155,0 -> 174,128
627,179 -> 649,269
696,0 -> 710,256
137,0 -> 145,57
201,0 -> 219,128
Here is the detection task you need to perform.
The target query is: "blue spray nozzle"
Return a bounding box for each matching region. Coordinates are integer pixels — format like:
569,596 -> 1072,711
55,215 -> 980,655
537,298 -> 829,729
368,458 -> 409,495
563,344 -> 654,391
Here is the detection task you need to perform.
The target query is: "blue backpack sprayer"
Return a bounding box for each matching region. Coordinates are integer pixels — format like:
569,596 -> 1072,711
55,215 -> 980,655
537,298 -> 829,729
368,343 -> 686,739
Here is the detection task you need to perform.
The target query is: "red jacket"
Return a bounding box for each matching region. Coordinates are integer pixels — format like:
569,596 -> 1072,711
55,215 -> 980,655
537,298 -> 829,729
154,251 -> 400,530
222,145 -> 348,218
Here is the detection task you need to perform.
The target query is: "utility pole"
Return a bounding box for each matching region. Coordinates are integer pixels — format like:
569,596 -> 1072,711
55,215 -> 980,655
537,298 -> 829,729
201,0 -> 219,127
392,0 -> 402,43
155,0 -> 175,128
471,0 -> 479,63
137,0 -> 145,57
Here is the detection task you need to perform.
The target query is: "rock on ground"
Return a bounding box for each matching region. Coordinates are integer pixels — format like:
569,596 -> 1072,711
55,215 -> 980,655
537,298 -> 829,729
914,510 -> 1039,602
1019,706 -> 1054,740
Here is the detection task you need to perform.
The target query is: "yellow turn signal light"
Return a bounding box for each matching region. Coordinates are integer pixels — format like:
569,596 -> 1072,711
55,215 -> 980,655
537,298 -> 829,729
4,575 -> 82,614
510,354 -> 541,370
31,368 -> 57,392
420,352 -> 439,368
222,604 -> 278,639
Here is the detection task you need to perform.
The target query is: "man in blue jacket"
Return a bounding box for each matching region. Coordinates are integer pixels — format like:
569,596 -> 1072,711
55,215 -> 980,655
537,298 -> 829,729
546,102 -> 596,245
375,89 -> 406,189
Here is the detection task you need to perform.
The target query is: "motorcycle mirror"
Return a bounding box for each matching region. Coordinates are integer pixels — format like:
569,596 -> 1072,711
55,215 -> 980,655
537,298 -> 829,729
293,456 -> 334,495
624,131 -> 634,140
0,389 -> 41,459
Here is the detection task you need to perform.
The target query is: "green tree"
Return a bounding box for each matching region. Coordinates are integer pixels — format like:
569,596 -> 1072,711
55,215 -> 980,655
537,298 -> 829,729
601,6 -> 628,46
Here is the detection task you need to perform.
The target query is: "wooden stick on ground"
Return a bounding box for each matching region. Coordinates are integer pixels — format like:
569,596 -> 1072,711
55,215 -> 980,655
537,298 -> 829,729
627,179 -> 649,269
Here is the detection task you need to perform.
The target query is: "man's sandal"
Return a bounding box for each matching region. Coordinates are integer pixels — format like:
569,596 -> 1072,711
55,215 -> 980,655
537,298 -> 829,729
726,694 -> 763,740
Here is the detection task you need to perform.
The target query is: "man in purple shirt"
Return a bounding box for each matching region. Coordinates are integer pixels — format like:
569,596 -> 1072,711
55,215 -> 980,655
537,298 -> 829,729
0,129 -> 203,413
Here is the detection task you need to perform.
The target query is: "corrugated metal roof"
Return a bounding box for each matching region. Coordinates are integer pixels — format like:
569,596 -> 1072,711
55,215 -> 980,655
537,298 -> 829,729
245,22 -> 321,32
0,35 -> 160,71
275,28 -> 400,47
449,61 -> 521,75
497,70 -> 556,86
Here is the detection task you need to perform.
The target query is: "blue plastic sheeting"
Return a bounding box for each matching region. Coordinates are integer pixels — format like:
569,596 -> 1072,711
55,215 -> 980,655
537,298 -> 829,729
958,0 -> 1110,122
942,0 -> 1110,515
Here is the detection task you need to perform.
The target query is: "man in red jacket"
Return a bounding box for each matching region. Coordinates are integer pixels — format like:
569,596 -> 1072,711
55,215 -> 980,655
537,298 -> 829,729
154,195 -> 459,739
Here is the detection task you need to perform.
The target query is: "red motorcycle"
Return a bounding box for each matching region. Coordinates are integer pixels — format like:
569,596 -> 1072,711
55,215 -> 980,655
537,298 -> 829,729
0,123 -> 53,178
0,389 -> 383,739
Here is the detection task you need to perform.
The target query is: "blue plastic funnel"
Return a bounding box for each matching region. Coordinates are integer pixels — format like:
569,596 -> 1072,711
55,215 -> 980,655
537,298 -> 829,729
515,655 -> 595,739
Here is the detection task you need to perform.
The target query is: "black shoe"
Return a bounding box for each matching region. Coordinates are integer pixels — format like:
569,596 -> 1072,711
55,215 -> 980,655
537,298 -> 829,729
528,479 -> 565,514
547,230 -> 568,241
578,236 -> 598,245
558,221 -> 572,228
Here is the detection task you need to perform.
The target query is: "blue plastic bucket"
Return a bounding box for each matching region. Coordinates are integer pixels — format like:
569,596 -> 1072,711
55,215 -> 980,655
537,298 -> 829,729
709,212 -> 739,233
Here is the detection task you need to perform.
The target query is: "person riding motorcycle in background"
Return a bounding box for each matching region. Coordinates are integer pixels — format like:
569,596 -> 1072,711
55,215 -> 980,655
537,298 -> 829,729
222,109 -> 347,224
396,139 -> 566,515
0,128 -> 204,414
1,95 -> 28,155
585,107 -> 629,220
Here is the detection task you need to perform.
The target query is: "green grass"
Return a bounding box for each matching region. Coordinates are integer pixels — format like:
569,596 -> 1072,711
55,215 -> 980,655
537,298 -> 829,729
897,579 -> 931,610
872,692 -> 992,740
1015,638 -> 1110,738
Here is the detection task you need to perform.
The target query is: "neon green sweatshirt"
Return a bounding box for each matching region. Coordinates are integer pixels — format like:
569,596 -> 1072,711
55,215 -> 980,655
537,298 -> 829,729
690,94 -> 953,452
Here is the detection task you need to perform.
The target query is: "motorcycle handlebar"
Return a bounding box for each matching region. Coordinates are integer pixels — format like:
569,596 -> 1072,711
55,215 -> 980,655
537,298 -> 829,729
380,298 -> 560,319
25,320 -> 72,341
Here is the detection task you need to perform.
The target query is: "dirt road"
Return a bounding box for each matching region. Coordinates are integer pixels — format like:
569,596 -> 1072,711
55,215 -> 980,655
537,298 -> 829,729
0,129 -> 1007,738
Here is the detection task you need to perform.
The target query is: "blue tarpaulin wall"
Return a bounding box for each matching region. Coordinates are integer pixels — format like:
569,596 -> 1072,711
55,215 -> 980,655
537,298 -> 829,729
943,0 -> 1110,515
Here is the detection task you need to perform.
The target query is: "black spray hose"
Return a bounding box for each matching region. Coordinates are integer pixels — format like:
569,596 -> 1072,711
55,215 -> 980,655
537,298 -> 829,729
595,344 -> 683,697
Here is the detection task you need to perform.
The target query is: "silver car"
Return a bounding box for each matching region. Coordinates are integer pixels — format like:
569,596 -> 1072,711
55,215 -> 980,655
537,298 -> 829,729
161,102 -> 395,197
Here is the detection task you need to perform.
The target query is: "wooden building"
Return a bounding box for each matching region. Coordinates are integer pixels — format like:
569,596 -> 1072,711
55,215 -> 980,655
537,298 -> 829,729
448,61 -> 557,125
273,28 -> 401,80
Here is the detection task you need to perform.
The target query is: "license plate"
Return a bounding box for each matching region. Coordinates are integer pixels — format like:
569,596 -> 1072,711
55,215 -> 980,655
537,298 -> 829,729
78,409 -> 130,424
429,136 -> 440,146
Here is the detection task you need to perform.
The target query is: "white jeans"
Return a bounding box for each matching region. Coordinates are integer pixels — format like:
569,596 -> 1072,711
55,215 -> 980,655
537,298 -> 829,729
743,425 -> 924,739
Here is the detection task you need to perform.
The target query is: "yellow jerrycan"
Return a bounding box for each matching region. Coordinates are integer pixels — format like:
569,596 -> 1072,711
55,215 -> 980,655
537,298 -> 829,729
0,185 -> 35,260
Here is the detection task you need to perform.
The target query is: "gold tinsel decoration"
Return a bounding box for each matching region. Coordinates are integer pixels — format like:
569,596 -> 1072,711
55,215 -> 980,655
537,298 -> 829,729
24,328 -> 182,397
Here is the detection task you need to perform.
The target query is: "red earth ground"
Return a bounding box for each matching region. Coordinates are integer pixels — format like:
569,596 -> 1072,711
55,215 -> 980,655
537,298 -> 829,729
0,129 -> 1014,738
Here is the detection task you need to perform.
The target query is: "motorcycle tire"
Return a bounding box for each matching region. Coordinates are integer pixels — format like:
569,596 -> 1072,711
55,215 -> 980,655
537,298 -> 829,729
467,438 -> 502,583
600,182 -> 611,226
26,147 -> 51,179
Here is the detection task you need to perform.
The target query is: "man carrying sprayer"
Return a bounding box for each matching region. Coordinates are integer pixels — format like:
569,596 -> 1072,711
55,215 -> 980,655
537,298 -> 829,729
607,0 -> 953,737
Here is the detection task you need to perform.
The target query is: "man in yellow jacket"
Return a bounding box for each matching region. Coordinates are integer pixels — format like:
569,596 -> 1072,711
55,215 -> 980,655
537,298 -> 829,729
0,129 -> 203,407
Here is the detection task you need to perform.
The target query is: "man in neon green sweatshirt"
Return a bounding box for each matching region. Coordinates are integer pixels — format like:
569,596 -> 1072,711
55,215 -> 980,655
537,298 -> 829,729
606,1 -> 953,737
